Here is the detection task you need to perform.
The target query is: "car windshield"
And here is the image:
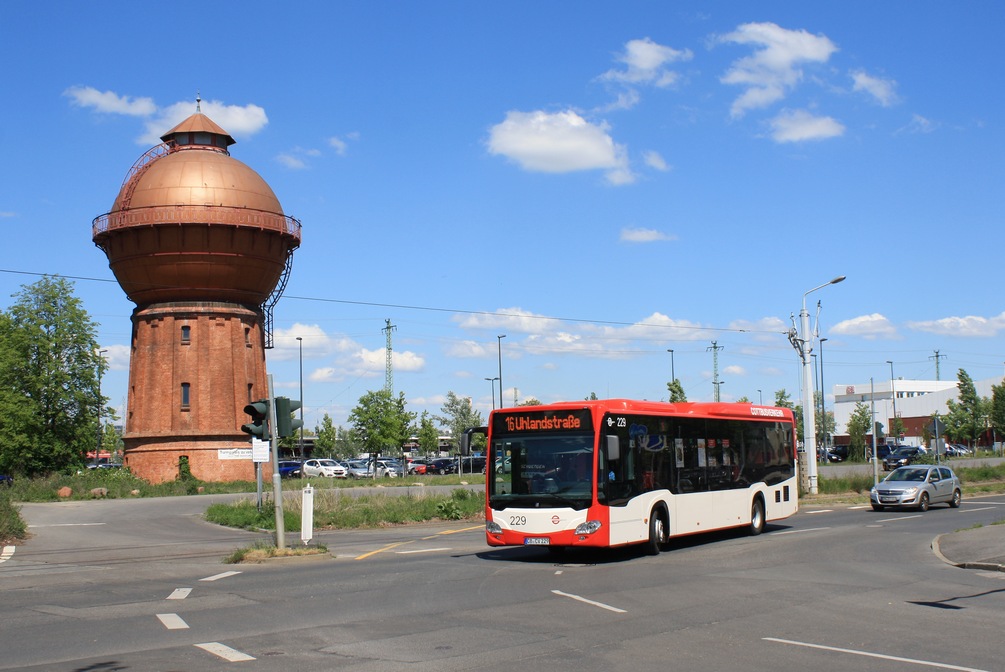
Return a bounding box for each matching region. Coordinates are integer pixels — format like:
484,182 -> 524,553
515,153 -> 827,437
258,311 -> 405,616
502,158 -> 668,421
887,467 -> 927,482
890,448 -> 915,457
318,459 -> 338,467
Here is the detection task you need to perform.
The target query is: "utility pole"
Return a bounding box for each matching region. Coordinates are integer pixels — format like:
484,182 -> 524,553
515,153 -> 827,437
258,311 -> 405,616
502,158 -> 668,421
930,350 -> 946,381
707,340 -> 723,401
383,319 -> 396,394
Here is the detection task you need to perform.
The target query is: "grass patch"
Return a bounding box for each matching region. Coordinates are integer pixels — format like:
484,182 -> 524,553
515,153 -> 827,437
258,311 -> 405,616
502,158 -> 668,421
224,539 -> 329,564
5,469 -> 259,502
0,492 -> 27,545
206,487 -> 483,532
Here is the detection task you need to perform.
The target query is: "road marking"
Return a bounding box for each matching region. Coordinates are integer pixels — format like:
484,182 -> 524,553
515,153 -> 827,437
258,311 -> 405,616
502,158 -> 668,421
878,514 -> 923,523
200,571 -> 241,582
764,637 -> 989,671
156,613 -> 189,630
195,642 -> 256,662
167,588 -> 192,600
848,505 -> 871,510
774,527 -> 830,535
355,541 -> 411,560
963,507 -> 996,513
552,590 -> 626,614
397,547 -> 451,555
1,546 -> 14,563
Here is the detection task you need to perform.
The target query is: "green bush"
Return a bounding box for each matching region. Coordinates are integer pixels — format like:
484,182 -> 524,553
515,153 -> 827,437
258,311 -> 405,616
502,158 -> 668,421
0,492 -> 27,543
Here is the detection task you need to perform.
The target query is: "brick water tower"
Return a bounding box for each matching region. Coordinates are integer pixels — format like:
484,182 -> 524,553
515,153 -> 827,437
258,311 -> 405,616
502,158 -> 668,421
92,102 -> 301,483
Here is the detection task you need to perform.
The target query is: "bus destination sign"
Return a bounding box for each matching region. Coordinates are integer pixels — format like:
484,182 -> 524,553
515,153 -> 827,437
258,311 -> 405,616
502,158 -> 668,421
494,408 -> 592,435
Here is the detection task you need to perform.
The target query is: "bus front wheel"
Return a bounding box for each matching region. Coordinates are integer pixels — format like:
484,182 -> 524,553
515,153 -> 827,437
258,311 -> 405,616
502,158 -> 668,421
646,510 -> 667,555
749,498 -> 765,536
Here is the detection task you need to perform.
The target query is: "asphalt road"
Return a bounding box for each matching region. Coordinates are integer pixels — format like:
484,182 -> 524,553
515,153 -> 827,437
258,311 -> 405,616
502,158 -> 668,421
3,488 -> 1005,671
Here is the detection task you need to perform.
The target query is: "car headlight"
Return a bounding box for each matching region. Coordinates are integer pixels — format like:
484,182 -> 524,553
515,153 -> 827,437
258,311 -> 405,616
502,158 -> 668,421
574,520 -> 602,535
903,486 -> 918,496
486,520 -> 502,534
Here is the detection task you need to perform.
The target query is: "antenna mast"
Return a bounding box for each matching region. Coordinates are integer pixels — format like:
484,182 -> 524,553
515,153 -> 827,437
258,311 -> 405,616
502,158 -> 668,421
383,319 -> 397,393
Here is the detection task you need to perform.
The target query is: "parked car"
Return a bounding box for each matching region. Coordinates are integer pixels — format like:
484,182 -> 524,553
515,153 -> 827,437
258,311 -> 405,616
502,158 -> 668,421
946,444 -> 972,457
426,458 -> 457,475
0,474 -> 13,487
301,458 -> 348,478
460,456 -> 486,474
406,459 -> 428,475
866,445 -> 894,461
883,446 -> 924,471
276,460 -> 303,478
826,446 -> 849,463
374,459 -> 402,478
870,465 -> 962,511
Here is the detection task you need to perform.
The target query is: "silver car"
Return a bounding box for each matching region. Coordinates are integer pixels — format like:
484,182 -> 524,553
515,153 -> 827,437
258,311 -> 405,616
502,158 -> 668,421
301,458 -> 347,478
870,465 -> 962,512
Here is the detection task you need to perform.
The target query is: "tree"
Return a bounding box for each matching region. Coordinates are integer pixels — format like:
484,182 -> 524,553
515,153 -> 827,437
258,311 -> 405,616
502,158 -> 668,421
991,382 -> 1005,445
845,402 -> 873,461
667,379 -> 687,402
347,389 -> 415,456
433,391 -> 484,450
416,411 -> 440,455
314,413 -> 337,456
0,277 -> 104,476
945,369 -> 987,447
585,392 -> 599,401
774,389 -> 794,409
519,398 -> 542,406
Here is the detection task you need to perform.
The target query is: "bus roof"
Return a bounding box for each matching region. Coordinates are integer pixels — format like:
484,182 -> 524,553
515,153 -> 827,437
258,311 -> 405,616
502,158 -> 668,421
492,399 -> 794,423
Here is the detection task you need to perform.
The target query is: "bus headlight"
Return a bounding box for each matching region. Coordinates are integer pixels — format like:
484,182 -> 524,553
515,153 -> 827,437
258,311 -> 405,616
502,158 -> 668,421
486,520 -> 503,534
574,520 -> 602,535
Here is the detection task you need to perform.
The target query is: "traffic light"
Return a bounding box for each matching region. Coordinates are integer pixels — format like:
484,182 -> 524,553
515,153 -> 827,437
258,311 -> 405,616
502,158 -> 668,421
242,399 -> 270,439
275,396 -> 304,438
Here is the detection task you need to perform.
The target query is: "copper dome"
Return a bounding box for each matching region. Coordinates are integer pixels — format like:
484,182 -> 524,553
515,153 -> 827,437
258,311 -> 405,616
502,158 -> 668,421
93,112 -> 301,307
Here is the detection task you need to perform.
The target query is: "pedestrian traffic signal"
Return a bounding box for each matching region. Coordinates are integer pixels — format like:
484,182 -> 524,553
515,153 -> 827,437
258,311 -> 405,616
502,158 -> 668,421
275,397 -> 304,438
242,399 -> 270,438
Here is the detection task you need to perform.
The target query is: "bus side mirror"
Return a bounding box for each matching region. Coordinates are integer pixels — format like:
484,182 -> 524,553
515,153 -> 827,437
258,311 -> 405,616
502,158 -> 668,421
606,435 -> 620,462
460,426 -> 487,456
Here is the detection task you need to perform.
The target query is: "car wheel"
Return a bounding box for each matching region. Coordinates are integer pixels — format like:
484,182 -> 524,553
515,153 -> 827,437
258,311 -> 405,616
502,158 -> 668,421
917,492 -> 930,512
749,498 -> 765,536
645,509 -> 667,556
950,489 -> 962,508
438,468 -> 446,475
871,504 -> 884,511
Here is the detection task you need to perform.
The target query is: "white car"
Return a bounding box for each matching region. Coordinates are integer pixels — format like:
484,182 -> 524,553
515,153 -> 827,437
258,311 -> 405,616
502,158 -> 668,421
301,458 -> 348,478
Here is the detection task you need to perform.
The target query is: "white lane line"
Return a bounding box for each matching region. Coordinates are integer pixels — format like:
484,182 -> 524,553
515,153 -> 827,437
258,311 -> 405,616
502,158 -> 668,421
764,637 -> 988,672
878,514 -> 923,523
552,590 -> 626,614
156,613 -> 189,630
806,509 -> 834,514
774,527 -> 830,536
963,506 -> 996,513
200,570 -> 241,582
849,505 -> 871,510
195,642 -> 256,662
396,547 -> 451,555
1,546 -> 14,563
167,588 -> 192,600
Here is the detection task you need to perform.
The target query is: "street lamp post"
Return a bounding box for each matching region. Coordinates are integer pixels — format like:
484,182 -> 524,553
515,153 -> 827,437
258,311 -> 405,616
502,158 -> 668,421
485,377 -> 499,410
497,335 -> 506,408
667,349 -> 675,383
713,380 -> 725,402
795,275 -> 845,495
96,349 -> 108,466
887,360 -> 898,442
758,389 -> 763,405
296,337 -> 304,458
819,337 -> 828,453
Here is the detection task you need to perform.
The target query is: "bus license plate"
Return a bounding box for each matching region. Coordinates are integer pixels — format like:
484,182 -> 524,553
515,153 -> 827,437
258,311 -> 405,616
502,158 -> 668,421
524,537 -> 550,546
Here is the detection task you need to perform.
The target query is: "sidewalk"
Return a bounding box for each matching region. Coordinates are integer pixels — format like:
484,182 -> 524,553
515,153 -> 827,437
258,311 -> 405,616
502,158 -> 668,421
933,523 -> 1005,571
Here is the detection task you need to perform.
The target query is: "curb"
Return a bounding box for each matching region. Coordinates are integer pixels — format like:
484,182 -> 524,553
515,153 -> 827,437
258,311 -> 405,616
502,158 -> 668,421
931,533 -> 1005,573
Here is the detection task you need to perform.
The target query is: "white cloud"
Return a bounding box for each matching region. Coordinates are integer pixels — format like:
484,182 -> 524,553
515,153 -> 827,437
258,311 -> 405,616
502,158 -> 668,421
277,153 -> 308,170
619,227 -> 676,243
769,109 -> 845,142
63,86 -> 156,116
718,22 -> 838,118
898,114 -> 937,135
642,150 -> 669,171
329,136 -> 348,156
138,98 -> 268,145
831,313 -> 899,340
487,110 -> 634,185
851,70 -> 899,107
455,307 -> 565,336
600,37 -> 693,88
907,313 -> 1005,337
724,365 -> 746,376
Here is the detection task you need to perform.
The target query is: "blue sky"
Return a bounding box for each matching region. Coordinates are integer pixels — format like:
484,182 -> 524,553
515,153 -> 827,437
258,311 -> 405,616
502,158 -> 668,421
2,1 -> 1003,432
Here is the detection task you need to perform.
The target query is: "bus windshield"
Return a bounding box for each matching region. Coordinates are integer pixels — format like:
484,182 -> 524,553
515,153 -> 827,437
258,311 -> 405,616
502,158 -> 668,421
487,433 -> 595,510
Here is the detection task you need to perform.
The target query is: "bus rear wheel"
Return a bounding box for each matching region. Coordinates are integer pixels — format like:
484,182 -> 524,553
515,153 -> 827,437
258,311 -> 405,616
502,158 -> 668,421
749,498 -> 765,536
646,510 -> 667,555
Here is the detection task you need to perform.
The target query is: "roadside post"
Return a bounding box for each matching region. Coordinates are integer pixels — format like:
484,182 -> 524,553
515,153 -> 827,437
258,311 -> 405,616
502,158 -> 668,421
301,485 -> 314,545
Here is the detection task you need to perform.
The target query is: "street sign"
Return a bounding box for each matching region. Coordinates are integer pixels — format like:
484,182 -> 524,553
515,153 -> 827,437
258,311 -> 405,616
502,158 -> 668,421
928,418 -> 946,436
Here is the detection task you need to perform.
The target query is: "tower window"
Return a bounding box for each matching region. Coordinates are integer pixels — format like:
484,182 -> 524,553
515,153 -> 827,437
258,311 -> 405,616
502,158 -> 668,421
181,382 -> 191,410
181,325 -> 191,344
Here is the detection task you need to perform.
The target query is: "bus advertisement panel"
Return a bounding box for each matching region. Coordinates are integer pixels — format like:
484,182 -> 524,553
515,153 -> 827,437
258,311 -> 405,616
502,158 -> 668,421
483,400 -> 797,554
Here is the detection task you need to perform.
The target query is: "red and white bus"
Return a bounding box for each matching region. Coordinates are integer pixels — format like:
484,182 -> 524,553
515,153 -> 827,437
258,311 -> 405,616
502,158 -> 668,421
480,399 -> 798,554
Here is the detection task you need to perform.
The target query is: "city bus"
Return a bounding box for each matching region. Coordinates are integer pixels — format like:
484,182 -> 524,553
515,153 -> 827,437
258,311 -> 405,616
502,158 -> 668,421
478,399 -> 798,554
